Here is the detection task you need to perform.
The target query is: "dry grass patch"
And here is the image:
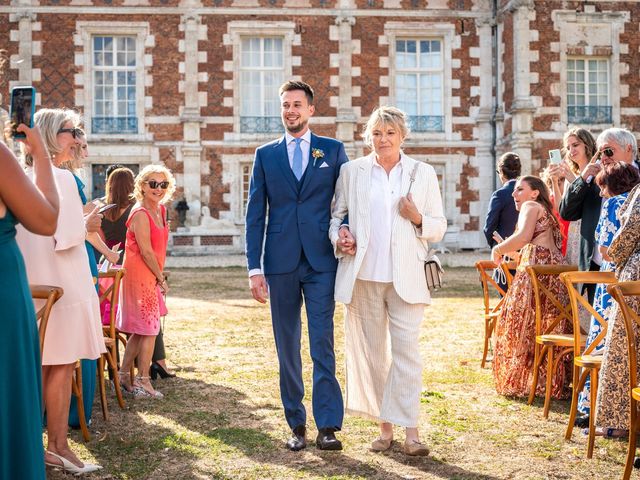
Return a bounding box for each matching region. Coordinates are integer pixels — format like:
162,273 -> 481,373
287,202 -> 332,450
48,267 -> 624,479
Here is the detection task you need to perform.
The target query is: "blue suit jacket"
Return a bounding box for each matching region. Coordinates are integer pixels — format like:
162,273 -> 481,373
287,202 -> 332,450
483,179 -> 518,248
245,132 -> 348,275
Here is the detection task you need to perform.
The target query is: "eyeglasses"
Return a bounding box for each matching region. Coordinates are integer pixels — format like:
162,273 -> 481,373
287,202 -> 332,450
601,147 -> 615,158
145,180 -> 170,190
57,127 -> 84,139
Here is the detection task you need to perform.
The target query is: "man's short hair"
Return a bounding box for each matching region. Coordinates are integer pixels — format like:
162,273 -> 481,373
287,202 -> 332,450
106,163 -> 126,179
279,80 -> 314,105
497,152 -> 521,180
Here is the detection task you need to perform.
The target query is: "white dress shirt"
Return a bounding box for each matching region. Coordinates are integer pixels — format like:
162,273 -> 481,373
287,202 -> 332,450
357,157 -> 404,283
285,130 -> 312,175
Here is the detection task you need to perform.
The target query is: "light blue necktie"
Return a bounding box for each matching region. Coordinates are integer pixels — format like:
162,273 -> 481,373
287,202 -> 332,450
292,138 -> 303,180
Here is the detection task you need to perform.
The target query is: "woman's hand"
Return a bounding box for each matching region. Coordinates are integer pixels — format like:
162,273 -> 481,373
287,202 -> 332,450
337,226 -> 356,255
158,277 -> 169,294
84,204 -> 103,233
105,246 -> 120,265
15,124 -> 49,161
399,193 -> 422,226
491,244 -> 503,265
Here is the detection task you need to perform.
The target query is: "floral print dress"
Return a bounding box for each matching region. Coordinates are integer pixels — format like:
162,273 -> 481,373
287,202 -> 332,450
577,193 -> 628,415
595,184 -> 640,430
493,210 -> 572,399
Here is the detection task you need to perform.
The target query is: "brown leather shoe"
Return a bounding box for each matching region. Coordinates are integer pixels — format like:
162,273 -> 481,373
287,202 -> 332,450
286,425 -> 306,451
403,440 -> 429,456
370,437 -> 393,452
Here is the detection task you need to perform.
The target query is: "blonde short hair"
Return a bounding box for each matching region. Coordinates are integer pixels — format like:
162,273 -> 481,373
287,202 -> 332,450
133,164 -> 176,204
362,106 -> 410,149
23,108 -> 81,167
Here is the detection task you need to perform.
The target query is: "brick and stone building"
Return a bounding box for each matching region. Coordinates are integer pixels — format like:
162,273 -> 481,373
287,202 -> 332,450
1,0 -> 637,254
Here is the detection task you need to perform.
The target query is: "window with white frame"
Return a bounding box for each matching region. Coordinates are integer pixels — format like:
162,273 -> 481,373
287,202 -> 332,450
567,58 -> 611,124
395,39 -> 444,133
241,163 -> 252,216
92,35 -> 138,134
239,37 -> 285,134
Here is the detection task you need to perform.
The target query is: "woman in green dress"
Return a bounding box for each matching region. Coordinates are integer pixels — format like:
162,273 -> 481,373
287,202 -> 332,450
0,122 -> 59,479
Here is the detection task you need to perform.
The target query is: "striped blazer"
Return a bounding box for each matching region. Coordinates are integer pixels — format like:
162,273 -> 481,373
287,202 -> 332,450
329,152 -> 447,305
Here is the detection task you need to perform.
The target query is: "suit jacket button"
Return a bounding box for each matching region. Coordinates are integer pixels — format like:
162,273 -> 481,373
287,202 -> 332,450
297,200 -> 302,204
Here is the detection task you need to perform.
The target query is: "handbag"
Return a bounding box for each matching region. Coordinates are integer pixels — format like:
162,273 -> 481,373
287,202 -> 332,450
408,162 -> 444,292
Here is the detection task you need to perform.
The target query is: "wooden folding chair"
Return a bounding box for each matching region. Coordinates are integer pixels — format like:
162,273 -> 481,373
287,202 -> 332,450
526,264 -> 579,418
476,260 -> 507,368
31,284 -> 64,355
560,271 -> 617,458
98,267 -> 127,419
608,281 -> 640,480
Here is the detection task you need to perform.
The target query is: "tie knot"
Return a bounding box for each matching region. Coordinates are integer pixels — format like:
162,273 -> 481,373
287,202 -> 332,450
294,138 -> 302,146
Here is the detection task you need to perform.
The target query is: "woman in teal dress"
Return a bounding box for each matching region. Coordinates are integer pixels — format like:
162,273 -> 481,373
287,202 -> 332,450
0,124 -> 59,479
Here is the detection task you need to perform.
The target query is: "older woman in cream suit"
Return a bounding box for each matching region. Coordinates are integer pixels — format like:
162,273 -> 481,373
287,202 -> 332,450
330,106 -> 446,455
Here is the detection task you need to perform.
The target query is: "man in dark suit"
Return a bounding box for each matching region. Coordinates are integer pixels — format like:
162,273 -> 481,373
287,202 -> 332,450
483,153 -> 520,292
559,127 -> 640,304
245,80 -> 347,452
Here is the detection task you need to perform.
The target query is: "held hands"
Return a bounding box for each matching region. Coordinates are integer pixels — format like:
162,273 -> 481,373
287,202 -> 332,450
399,193 -> 422,227
84,205 -> 103,233
250,274 -> 269,304
337,226 -> 356,256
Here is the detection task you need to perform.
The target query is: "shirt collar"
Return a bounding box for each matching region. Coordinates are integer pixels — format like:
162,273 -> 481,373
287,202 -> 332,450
285,129 -> 311,145
372,151 -> 406,171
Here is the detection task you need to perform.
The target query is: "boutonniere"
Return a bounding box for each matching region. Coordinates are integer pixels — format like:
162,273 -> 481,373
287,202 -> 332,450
311,148 -> 325,167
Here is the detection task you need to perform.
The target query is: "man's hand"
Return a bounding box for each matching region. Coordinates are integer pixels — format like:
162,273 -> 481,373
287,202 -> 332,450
581,151 -> 602,182
338,226 -> 356,255
84,205 -> 103,233
399,193 -> 421,226
250,274 -> 269,304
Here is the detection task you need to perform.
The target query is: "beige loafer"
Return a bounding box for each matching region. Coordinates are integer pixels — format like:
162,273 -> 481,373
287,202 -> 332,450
403,440 -> 430,456
370,437 -> 393,452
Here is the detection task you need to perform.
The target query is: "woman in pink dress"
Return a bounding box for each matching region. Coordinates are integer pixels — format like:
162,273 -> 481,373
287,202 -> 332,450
117,165 -> 174,398
16,108 -> 105,474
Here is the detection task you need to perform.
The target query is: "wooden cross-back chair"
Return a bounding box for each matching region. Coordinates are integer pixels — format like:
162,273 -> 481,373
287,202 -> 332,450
32,284 -> 91,442
98,267 -> 126,419
526,264 -> 579,418
476,260 -> 506,368
608,281 -> 640,480
560,270 -> 617,458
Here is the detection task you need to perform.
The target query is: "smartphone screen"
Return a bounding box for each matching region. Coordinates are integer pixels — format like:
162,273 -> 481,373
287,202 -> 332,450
10,86 -> 36,138
548,149 -> 562,165
98,203 -> 117,214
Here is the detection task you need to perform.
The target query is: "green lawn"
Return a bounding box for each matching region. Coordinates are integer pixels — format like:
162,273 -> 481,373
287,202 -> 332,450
48,267 -> 624,479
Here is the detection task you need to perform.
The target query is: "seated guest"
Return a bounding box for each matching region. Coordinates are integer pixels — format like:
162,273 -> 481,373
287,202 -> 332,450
576,162 -> 640,426
594,181 -> 640,438
491,176 -> 571,398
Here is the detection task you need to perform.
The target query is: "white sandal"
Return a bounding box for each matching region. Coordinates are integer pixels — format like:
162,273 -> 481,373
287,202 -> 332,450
45,450 -> 102,475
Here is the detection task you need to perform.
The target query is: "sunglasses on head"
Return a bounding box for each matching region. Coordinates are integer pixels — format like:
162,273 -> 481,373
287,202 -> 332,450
600,147 -> 614,158
57,127 -> 84,139
145,180 -> 170,190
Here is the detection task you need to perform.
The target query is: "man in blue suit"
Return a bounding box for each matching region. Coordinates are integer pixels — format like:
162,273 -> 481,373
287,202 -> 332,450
483,152 -> 520,292
245,81 -> 347,451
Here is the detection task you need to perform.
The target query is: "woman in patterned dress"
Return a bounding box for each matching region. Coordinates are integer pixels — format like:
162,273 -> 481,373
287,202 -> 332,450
117,165 -> 175,398
594,182 -> 640,437
576,163 -> 640,420
491,176 -> 571,398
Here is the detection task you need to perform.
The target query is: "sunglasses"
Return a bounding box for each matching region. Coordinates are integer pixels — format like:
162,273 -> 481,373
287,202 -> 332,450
600,147 -> 614,158
145,180 -> 170,190
57,127 -> 84,139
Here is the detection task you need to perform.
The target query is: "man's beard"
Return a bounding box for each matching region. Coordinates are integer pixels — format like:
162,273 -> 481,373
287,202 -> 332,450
285,119 -> 307,134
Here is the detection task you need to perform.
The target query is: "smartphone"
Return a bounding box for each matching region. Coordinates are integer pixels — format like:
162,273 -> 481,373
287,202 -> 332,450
9,86 -> 36,138
548,149 -> 562,165
98,203 -> 117,214
492,231 -> 504,243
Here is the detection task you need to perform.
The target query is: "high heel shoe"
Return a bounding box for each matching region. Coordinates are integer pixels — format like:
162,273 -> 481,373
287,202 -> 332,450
150,362 -> 176,379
